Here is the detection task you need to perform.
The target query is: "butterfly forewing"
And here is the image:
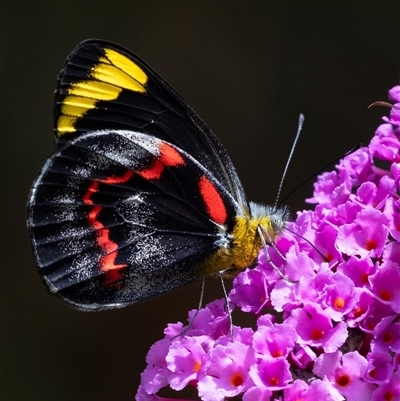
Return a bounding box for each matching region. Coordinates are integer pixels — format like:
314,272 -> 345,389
54,40 -> 247,207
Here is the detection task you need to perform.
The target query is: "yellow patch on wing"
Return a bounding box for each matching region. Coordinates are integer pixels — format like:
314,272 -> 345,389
57,47 -> 148,136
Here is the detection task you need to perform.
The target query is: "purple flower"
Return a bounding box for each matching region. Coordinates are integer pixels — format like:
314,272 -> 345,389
284,378 -> 345,401
388,85 -> 400,102
369,263 -> 400,313
322,276 -> 357,321
345,288 -> 373,328
252,315 -> 297,358
242,386 -> 273,401
365,351 -> 393,385
384,198 -> 400,241
139,339 -> 171,394
166,337 -> 206,390
337,255 -> 375,288
136,86 -> 400,401
306,170 -> 352,207
336,208 -> 389,258
370,123 -> 400,162
285,302 -> 348,352
371,370 -> 400,401
371,315 -> 400,354
197,341 -> 256,401
229,268 -> 270,314
313,350 -> 376,400
382,89 -> 400,128
248,357 -> 292,391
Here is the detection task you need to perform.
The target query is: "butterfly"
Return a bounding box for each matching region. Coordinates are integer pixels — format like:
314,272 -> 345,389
27,39 -> 289,310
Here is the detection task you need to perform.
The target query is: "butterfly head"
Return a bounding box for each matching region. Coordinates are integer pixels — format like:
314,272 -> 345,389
249,201 -> 289,242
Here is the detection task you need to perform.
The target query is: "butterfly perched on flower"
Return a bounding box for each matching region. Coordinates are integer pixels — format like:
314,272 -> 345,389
27,39 -> 289,310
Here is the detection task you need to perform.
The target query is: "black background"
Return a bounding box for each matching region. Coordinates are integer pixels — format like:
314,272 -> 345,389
1,2 -> 399,401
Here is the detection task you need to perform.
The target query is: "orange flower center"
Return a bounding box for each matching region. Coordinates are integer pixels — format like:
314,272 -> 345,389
230,372 -> 244,387
353,306 -> 364,318
193,360 -> 201,373
333,297 -> 345,309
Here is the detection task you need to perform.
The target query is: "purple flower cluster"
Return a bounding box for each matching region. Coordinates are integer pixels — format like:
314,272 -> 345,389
136,86 -> 400,401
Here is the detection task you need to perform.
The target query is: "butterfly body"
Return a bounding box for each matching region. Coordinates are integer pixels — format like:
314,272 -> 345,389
27,40 -> 289,310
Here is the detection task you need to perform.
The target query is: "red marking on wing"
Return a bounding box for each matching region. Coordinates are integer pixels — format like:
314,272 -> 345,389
138,142 -> 185,180
86,205 -> 126,271
99,250 -> 126,272
83,172 -> 133,272
139,159 -> 164,180
198,175 -> 227,225
99,169 -> 134,184
103,268 -> 123,288
82,181 -> 99,206
159,142 -> 185,167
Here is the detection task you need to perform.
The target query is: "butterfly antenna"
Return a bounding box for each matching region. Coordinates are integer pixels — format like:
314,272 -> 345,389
274,114 -> 304,209
277,143 -> 361,208
285,227 -> 329,262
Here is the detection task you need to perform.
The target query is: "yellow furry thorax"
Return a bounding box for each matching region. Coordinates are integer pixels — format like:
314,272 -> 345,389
201,202 -> 289,278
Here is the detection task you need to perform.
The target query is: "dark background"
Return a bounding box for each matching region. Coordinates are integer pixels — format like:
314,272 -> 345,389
1,2 -> 399,401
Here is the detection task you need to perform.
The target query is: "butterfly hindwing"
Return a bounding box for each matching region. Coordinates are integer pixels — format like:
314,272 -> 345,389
28,129 -> 240,309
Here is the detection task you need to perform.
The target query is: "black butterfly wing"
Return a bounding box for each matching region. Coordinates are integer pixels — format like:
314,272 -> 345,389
28,130 -> 240,309
54,39 -> 247,209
